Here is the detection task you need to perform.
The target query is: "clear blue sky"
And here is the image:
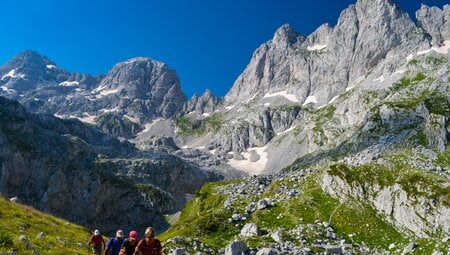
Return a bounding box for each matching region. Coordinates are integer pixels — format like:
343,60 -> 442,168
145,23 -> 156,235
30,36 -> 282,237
0,0 -> 447,98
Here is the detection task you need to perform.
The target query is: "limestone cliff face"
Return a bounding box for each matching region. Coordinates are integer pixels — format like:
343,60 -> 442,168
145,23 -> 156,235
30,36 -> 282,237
224,0 -> 431,107
191,0 -> 450,174
321,172 -> 449,238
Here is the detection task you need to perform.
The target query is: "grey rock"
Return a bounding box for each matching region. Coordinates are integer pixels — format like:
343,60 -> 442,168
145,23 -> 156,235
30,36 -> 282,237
36,232 -> 45,239
416,4 -> 450,45
322,244 -> 343,255
245,202 -> 257,214
257,198 -> 274,210
256,248 -> 277,255
183,89 -> 221,115
170,247 -> 188,255
402,242 -> 418,254
240,223 -> 261,237
19,235 -> 32,250
270,230 -> 284,243
224,240 -> 248,255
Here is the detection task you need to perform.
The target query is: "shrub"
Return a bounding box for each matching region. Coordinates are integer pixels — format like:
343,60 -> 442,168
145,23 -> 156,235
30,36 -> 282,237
0,229 -> 14,248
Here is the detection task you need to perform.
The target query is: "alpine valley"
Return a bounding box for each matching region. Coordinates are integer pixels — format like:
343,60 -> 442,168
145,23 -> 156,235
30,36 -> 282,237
0,0 -> 449,254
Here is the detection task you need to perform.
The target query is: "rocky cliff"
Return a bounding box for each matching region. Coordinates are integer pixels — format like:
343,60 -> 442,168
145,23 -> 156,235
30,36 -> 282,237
175,0 -> 449,176
0,96 -> 243,234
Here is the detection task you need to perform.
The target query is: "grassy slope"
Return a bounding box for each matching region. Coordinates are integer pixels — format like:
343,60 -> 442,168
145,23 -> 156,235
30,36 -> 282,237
0,196 -> 92,254
159,161 -> 449,254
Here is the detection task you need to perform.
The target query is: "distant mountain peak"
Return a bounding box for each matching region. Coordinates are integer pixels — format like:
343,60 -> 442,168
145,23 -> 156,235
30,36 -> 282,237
3,50 -> 56,70
272,24 -> 303,47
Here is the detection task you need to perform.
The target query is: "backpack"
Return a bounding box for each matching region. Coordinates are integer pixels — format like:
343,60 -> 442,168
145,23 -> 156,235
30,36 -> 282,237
137,239 -> 161,255
106,238 -> 114,255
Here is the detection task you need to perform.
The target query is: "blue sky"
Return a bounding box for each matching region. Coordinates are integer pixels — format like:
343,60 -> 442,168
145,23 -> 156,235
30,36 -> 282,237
0,0 -> 448,97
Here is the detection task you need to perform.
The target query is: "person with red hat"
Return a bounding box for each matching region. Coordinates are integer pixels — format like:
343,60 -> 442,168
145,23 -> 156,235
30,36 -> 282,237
119,230 -> 138,255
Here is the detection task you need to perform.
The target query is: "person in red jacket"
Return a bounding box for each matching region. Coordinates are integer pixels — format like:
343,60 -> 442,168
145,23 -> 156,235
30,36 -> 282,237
134,227 -> 164,255
89,229 -> 106,255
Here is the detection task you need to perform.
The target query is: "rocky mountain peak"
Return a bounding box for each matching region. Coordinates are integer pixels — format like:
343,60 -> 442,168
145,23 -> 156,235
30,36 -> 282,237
99,57 -> 177,96
0,50 -> 70,93
183,89 -> 221,114
89,57 -> 187,120
3,50 -> 56,69
416,4 -> 450,45
272,24 -> 303,48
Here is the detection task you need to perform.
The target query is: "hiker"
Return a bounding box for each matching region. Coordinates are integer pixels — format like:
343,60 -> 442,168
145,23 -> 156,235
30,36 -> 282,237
134,227 -> 164,255
89,229 -> 106,255
119,230 -> 138,255
104,230 -> 124,255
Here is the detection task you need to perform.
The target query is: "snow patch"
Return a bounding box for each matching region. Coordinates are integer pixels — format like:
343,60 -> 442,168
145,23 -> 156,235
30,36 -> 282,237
1,69 -> 25,80
391,70 -> 406,77
124,115 -> 140,124
77,115 -> 98,124
59,81 -> 79,87
264,90 -> 299,103
136,118 -> 164,135
329,95 -> 340,104
345,85 -> 356,91
373,75 -> 385,82
99,107 -> 120,113
417,40 -> 450,55
307,44 -> 327,51
96,89 -> 119,98
406,54 -> 414,61
46,64 -> 57,69
227,146 -> 268,175
225,105 -> 235,110
1,86 -> 16,93
302,95 -> 317,106
277,125 -> 296,135
202,112 -> 210,117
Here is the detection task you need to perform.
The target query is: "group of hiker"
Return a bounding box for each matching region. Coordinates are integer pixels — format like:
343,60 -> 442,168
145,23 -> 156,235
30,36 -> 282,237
88,227 -> 164,255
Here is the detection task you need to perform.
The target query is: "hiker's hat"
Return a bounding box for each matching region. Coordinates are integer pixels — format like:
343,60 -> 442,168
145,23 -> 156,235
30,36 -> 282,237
116,230 -> 124,238
129,230 -> 138,240
94,229 -> 100,235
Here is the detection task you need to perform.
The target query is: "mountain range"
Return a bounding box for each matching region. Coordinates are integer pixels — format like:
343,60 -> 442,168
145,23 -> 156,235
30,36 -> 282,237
0,0 -> 449,254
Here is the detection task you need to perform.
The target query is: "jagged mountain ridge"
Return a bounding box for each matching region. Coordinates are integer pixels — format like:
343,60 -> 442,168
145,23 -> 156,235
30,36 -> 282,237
179,0 -> 450,174
0,1 -> 448,174
0,52 -> 187,138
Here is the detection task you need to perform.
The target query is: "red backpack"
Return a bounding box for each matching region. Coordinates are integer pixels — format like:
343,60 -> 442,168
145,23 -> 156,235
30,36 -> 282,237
136,238 -> 161,255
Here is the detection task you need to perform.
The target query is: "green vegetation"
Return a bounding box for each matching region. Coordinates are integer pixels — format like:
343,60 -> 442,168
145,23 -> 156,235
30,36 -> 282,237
392,71 -> 429,92
134,184 -> 173,206
387,90 -> 431,109
424,91 -> 450,116
407,59 -> 419,66
311,105 -> 337,145
327,158 -> 450,207
425,56 -> 447,66
160,168 -> 444,252
176,113 -> 223,136
159,181 -> 239,249
0,196 -> 91,254
435,149 -> 450,168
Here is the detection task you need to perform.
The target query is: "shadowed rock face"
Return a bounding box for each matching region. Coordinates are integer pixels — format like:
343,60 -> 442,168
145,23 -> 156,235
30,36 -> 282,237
0,96 -> 241,234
